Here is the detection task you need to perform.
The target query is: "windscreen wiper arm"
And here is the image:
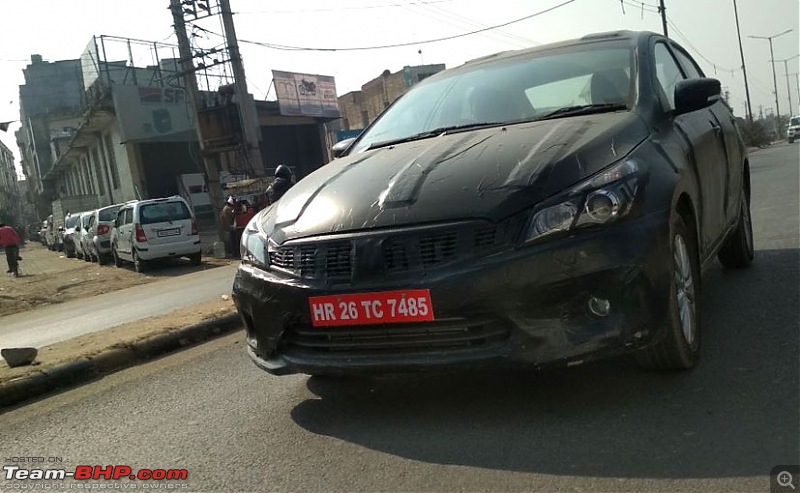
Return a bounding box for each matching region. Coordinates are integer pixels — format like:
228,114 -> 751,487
534,103 -> 627,122
366,122 -> 503,150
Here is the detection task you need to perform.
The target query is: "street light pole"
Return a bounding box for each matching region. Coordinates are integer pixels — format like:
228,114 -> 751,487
732,0 -> 753,121
657,0 -> 668,37
772,55 -> 800,116
750,29 -> 792,135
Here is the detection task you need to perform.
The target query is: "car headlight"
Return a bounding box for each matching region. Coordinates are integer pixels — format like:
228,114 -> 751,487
240,216 -> 269,270
523,159 -> 643,243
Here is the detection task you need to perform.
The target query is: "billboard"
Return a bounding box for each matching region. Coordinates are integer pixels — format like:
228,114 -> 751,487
112,85 -> 195,142
272,70 -> 340,118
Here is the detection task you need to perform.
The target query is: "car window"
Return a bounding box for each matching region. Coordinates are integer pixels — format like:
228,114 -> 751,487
351,43 -> 633,153
88,216 -> 95,228
139,202 -> 192,225
65,216 -> 79,228
790,116 -> 800,126
671,47 -> 704,79
100,206 -> 121,222
82,214 -> 92,228
653,43 -> 686,111
126,209 -> 133,224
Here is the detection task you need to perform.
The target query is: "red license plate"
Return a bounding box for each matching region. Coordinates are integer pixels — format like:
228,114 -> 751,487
309,289 -> 434,327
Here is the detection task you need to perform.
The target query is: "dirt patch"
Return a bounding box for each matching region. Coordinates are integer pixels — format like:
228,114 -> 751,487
0,244 -> 234,317
0,298 -> 237,385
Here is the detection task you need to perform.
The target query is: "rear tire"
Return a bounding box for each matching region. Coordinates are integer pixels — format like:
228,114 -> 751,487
97,251 -> 106,266
190,252 -> 202,266
636,214 -> 701,371
718,193 -> 754,269
133,250 -> 146,273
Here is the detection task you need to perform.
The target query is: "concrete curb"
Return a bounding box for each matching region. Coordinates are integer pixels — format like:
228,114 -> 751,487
0,313 -> 242,409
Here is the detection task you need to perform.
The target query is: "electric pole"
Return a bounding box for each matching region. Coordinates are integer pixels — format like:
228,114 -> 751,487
750,29 -> 792,136
773,55 -> 799,116
658,0 -> 668,37
732,0 -> 753,121
219,0 -> 265,177
169,0 -> 226,244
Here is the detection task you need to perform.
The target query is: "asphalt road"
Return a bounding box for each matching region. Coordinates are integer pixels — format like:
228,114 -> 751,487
0,264 -> 237,350
1,144 -> 798,492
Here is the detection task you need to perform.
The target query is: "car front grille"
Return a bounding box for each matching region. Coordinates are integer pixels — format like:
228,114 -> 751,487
285,318 -> 510,355
270,220 -> 520,282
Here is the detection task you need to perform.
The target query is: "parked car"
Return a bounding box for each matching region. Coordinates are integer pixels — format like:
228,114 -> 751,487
111,196 -> 201,273
74,211 -> 95,261
234,30 -> 754,377
61,213 -> 82,258
787,116 -> 800,143
38,221 -> 48,246
85,203 -> 127,265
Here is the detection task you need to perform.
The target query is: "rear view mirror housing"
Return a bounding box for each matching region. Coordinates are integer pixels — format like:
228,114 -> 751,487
674,78 -> 722,116
332,137 -> 356,158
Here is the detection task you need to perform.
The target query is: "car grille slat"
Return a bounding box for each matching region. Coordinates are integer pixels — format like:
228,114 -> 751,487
384,242 -> 409,272
287,319 -> 510,354
299,246 -> 316,277
474,226 -> 498,248
325,242 -> 353,278
419,232 -> 457,267
269,247 -> 295,270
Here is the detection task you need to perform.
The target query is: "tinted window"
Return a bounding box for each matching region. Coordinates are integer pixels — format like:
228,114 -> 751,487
654,43 -> 686,111
139,202 -> 192,225
65,216 -> 79,228
99,206 -> 121,222
352,44 -> 633,152
672,47 -> 703,79
82,214 -> 92,228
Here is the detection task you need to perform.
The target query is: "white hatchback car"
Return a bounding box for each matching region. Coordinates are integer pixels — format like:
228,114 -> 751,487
111,196 -> 201,272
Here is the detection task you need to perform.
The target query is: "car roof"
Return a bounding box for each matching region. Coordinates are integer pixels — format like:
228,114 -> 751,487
135,196 -> 187,207
427,30 -> 658,80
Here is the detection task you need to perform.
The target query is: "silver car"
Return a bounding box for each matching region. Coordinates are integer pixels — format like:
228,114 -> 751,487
85,203 -> 126,265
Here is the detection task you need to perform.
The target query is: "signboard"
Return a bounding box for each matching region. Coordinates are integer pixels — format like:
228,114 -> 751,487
272,70 -> 341,118
112,85 -> 195,142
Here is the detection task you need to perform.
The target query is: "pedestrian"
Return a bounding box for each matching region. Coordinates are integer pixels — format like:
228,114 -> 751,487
0,223 -> 22,276
220,196 -> 237,257
266,165 -> 294,205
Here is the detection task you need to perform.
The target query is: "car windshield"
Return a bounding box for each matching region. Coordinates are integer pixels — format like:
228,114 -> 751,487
99,206 -> 121,222
140,202 -> 192,225
351,42 -> 633,153
790,116 -> 800,126
64,216 -> 79,228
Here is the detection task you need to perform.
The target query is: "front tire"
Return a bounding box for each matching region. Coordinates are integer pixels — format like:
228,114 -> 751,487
718,193 -> 754,269
636,214 -> 701,371
112,247 -> 122,268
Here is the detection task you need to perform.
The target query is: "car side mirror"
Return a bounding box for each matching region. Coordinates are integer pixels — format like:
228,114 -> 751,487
674,78 -> 721,116
331,137 -> 356,158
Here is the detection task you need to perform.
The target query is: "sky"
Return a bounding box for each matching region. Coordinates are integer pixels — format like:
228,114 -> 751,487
1,0 -> 798,179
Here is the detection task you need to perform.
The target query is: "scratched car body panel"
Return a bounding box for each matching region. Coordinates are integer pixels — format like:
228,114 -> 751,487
233,30 -> 752,376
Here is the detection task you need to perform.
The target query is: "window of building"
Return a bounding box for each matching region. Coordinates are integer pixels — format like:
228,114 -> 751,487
91,147 -> 105,196
103,133 -> 121,190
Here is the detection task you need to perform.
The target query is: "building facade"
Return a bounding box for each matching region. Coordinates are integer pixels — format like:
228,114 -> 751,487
0,140 -> 22,226
337,64 -> 446,134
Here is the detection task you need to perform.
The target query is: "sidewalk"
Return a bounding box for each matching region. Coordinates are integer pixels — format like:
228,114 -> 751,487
0,263 -> 237,351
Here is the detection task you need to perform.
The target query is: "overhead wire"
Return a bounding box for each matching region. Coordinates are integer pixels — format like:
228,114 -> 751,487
239,0 -> 577,52
236,0 -> 458,15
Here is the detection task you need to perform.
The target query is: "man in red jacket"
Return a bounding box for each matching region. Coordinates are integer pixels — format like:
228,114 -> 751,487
0,223 -> 21,275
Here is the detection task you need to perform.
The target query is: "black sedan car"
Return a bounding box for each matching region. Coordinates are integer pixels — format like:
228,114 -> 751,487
234,30 -> 753,376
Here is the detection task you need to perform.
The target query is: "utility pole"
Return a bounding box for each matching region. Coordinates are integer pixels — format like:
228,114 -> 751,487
750,29 -> 792,136
732,0 -> 753,121
657,0 -> 668,37
169,0 -> 226,245
772,55 -> 799,116
219,0 -> 264,177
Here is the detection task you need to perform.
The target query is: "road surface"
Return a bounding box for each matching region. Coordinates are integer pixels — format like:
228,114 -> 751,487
0,264 -> 237,350
1,144 -> 797,492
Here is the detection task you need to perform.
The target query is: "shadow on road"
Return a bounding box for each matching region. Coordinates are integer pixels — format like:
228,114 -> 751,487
290,248 -> 799,479
115,258 -> 230,278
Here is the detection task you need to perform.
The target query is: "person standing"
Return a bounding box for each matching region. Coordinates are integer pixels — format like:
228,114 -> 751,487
0,223 -> 22,276
220,197 -> 237,258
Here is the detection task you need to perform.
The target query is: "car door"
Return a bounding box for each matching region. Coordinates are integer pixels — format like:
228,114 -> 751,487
671,44 -> 744,228
654,42 -> 728,253
116,208 -> 132,257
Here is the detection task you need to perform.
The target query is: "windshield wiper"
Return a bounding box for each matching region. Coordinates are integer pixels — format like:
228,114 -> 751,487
366,122 -> 503,150
535,103 -> 627,122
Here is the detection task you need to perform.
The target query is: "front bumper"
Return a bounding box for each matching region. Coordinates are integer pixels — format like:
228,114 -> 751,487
233,211 -> 672,375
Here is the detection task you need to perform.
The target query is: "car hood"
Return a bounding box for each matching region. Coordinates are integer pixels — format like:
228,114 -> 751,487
262,112 -> 649,244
